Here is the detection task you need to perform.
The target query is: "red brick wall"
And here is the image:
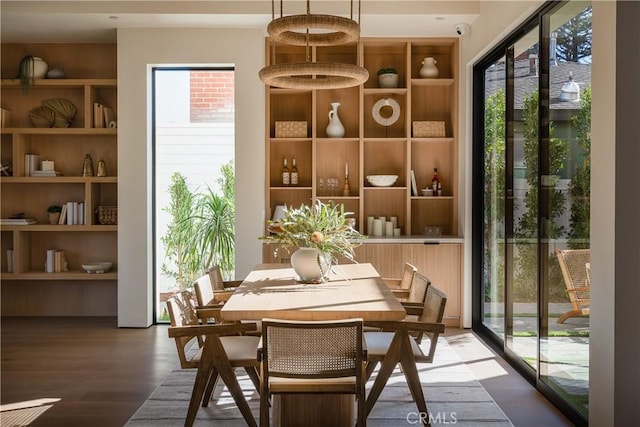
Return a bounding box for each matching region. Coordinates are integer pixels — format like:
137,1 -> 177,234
190,71 -> 234,123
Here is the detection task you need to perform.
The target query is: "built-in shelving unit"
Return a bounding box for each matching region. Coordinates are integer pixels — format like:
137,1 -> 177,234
263,37 -> 462,325
0,43 -> 118,316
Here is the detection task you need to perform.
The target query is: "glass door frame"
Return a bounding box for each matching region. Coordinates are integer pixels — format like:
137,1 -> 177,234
472,1 -> 588,425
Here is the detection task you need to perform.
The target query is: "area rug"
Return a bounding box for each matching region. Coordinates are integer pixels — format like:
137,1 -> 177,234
126,337 -> 513,426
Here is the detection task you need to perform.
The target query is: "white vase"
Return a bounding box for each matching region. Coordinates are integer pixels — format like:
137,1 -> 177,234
419,57 -> 439,78
326,102 -> 345,138
31,57 -> 48,79
290,247 -> 331,283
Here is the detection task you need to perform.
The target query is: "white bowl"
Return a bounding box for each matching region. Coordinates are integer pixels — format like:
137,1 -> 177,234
82,262 -> 113,274
367,175 -> 398,187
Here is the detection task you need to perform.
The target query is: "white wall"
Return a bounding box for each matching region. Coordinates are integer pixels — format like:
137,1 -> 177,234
117,28 -> 265,327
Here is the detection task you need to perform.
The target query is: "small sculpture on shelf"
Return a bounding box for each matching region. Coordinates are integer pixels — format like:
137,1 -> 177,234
82,154 -> 94,177
47,205 -> 62,224
97,159 -> 108,177
377,67 -> 399,88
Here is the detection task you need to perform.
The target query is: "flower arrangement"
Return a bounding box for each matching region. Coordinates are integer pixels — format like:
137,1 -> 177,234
259,200 -> 365,264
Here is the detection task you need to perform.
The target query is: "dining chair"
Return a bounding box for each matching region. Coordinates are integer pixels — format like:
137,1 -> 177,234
205,265 -> 243,303
383,262 -> 417,300
363,285 -> 447,424
166,291 -> 261,427
556,249 -> 590,324
258,318 -> 367,427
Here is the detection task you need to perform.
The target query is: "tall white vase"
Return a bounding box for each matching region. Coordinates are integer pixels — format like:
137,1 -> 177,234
326,102 -> 345,138
290,247 -> 331,283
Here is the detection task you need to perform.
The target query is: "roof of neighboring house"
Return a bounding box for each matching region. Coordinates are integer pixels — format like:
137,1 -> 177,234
485,59 -> 591,110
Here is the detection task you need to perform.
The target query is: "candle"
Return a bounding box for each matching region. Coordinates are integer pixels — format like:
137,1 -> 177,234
385,221 -> 393,236
372,219 -> 383,236
345,162 -> 348,177
367,216 -> 374,235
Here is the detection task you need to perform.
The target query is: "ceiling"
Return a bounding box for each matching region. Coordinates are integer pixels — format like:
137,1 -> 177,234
1,0 -> 480,43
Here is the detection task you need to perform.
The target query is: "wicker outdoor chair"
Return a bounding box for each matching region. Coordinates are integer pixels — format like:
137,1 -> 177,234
258,318 -> 367,427
556,249 -> 591,324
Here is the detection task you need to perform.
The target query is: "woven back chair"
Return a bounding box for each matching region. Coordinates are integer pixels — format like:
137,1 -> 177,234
258,318 -> 367,427
384,262 -> 417,299
556,249 -> 591,324
167,291 -> 261,427
363,285 -> 447,422
193,265 -> 242,306
166,290 -> 204,368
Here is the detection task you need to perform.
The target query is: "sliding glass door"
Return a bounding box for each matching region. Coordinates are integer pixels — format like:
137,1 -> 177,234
473,2 -> 591,424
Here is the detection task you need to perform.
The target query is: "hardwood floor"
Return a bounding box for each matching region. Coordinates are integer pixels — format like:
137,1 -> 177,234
1,317 -> 572,427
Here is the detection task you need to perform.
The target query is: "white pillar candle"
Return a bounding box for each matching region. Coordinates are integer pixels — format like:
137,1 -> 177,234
394,227 -> 401,236
372,219 -> 383,236
385,221 -> 394,236
367,216 -> 374,235
390,216 -> 398,228
378,216 -> 386,223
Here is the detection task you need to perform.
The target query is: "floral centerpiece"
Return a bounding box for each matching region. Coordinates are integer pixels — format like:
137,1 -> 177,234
259,200 -> 365,283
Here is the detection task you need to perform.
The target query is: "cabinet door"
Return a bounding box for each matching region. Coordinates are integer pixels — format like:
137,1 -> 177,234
402,243 -> 461,323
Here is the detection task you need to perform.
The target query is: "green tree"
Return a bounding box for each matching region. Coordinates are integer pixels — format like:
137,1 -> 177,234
483,89 -> 506,302
161,161 -> 237,289
161,172 -> 197,290
568,85 -> 591,248
515,90 -> 567,300
555,6 -> 592,63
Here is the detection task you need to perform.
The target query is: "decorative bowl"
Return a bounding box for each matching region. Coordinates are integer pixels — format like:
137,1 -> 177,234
82,262 -> 113,274
367,175 -> 398,187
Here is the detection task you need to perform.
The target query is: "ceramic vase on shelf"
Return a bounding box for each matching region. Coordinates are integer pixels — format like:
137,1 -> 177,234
419,57 -> 439,78
31,57 -> 48,79
326,102 -> 345,138
290,247 -> 331,283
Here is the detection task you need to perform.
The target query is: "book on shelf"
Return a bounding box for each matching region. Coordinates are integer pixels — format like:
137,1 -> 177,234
1,218 -> 37,225
64,201 -> 85,225
58,204 -> 68,225
410,170 -> 418,196
31,170 -> 63,177
24,154 -> 40,177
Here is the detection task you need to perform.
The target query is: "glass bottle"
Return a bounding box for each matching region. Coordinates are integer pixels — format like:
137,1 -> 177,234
282,158 -> 290,186
290,158 -> 299,185
431,167 -> 440,194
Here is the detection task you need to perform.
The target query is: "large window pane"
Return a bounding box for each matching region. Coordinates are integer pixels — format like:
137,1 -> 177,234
541,2 -> 591,418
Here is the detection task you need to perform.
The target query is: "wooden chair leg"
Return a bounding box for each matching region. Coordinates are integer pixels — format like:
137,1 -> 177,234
365,360 -> 378,381
399,343 -> 429,426
185,341 -> 215,427
557,309 -> 582,324
366,332 -> 404,416
209,341 -> 257,427
201,368 -> 219,407
245,366 -> 261,393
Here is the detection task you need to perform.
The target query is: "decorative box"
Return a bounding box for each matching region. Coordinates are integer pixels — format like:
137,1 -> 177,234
413,121 -> 446,138
97,206 -> 117,225
275,121 -> 307,138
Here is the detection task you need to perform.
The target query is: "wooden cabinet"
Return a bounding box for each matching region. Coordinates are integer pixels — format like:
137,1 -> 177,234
264,37 -> 458,237
263,38 -> 462,326
0,44 -> 117,316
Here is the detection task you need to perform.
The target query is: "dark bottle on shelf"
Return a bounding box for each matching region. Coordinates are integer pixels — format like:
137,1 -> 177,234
431,167 -> 440,194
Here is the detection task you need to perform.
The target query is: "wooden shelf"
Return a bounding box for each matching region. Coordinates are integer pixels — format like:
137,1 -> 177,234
1,43 -> 118,316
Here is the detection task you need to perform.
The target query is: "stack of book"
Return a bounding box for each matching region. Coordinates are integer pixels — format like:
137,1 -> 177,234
24,154 -> 40,177
46,249 -> 68,273
31,170 -> 63,177
1,218 -> 37,225
59,201 -> 85,225
93,102 -> 115,128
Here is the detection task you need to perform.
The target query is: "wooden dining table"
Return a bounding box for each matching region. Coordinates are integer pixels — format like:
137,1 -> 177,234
220,262 -> 406,427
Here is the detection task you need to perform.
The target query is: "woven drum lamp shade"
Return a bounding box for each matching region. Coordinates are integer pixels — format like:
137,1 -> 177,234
267,14 -> 360,46
260,0 -> 368,90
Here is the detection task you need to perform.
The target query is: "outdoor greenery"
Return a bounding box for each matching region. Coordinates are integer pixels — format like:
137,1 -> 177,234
514,90 -> 567,301
260,200 -> 365,265
568,86 -> 591,249
555,6 -> 592,63
161,161 -> 236,291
